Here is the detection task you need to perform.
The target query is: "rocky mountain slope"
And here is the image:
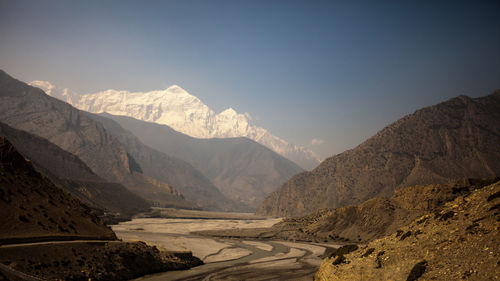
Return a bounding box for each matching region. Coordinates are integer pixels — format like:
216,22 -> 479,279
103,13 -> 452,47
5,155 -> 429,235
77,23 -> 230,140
257,91 -> 500,217
314,180 -> 500,281
98,113 -> 303,209
0,137 -> 117,243
0,121 -> 151,217
0,70 -> 194,210
30,80 -> 321,170
0,137 -> 202,280
88,113 -> 244,212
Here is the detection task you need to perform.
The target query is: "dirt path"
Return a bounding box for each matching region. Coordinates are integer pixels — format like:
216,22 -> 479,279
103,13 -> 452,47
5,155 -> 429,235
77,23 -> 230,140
0,240 -> 118,248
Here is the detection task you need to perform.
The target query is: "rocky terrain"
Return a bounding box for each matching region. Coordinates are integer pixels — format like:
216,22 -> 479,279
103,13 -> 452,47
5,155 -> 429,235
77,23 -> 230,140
0,136 -> 116,243
100,113 -> 303,209
30,81 -> 321,170
314,180 -> 500,281
0,70 -> 195,210
0,121 -> 151,218
0,136 -> 202,280
257,91 -> 500,217
196,178 -> 498,244
88,113 -> 242,212
0,242 -> 202,281
271,178 -> 500,243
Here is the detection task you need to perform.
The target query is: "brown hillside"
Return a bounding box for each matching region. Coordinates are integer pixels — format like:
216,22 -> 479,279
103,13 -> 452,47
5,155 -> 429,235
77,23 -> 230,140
314,180 -> 500,281
257,91 -> 500,217
271,178 -> 498,243
0,137 -> 116,243
0,121 -> 150,217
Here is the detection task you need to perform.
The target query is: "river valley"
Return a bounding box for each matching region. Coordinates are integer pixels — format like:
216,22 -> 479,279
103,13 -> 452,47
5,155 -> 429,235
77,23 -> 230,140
111,210 -> 339,280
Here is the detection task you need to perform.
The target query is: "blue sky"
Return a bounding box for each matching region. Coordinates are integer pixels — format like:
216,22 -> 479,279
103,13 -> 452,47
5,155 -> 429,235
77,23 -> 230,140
1,0 -> 499,158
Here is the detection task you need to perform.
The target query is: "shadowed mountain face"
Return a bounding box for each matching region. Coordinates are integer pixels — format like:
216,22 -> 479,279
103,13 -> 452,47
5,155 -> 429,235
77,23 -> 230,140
87,113 -> 244,212
98,113 -> 304,209
0,70 -> 194,210
0,121 -> 151,216
257,91 -> 500,217
0,137 -> 117,243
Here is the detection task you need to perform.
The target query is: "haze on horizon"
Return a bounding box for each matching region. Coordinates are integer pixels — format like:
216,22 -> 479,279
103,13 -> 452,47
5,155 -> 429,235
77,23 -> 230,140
1,0 -> 499,159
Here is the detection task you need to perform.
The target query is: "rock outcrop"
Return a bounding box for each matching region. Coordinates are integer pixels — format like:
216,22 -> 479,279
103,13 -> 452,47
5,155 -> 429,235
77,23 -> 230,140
257,91 -> 500,217
314,180 -> 500,281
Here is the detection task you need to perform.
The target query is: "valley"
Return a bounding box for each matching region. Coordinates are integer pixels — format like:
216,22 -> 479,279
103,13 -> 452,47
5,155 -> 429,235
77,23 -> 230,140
1,5 -> 500,278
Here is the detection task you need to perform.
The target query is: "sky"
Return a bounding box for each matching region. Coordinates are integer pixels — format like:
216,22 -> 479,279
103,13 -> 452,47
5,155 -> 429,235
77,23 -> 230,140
1,0 -> 499,159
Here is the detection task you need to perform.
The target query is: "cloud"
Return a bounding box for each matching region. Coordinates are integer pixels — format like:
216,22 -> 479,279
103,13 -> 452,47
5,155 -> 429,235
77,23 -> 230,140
310,138 -> 325,146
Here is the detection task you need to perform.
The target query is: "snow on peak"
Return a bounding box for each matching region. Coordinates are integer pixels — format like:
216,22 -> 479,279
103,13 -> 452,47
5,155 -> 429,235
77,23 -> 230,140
30,80 -> 322,169
167,84 -> 184,92
29,80 -> 80,104
30,80 -> 55,92
220,107 -> 238,116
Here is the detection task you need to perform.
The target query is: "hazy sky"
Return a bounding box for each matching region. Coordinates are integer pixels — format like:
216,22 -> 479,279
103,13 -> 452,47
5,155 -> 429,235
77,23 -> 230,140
1,0 -> 499,158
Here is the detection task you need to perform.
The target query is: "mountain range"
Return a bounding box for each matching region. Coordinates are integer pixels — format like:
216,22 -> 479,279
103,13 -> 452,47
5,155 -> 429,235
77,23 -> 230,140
257,91 -> 500,217
1,70 -> 299,213
29,80 -> 321,170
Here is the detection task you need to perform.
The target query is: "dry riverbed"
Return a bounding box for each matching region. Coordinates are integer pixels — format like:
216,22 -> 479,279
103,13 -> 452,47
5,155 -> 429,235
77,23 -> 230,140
111,210 -> 339,281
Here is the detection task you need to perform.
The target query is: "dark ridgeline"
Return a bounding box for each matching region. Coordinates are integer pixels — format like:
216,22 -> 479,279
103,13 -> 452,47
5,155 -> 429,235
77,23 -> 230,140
257,91 -> 500,217
97,112 -> 303,210
0,70 -> 196,211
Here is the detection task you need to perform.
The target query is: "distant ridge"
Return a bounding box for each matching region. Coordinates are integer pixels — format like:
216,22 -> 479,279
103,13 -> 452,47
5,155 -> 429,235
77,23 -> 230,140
99,113 -> 303,209
257,90 -> 500,217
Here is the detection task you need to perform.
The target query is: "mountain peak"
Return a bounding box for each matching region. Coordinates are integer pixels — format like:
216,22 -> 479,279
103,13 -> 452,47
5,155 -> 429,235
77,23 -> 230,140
167,84 -> 187,93
30,80 -> 55,93
220,107 -> 238,116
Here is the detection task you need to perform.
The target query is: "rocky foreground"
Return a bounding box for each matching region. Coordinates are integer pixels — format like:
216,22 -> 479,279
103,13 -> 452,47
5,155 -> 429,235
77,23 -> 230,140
0,241 -> 201,281
314,180 -> 500,280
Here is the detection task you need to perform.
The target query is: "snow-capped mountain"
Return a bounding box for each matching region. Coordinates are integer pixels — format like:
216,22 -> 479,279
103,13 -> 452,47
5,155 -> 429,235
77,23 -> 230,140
29,81 -> 321,170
